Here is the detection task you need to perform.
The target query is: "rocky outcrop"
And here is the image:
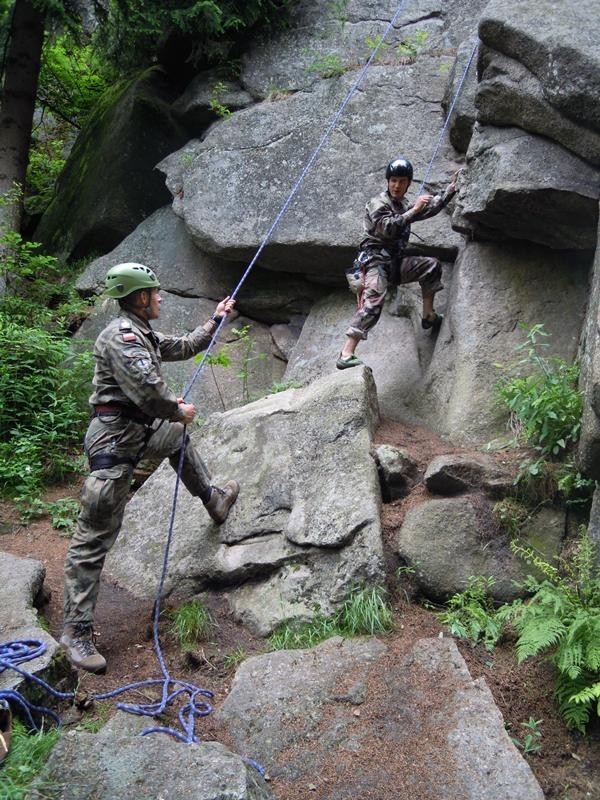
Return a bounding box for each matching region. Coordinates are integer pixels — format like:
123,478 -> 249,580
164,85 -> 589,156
34,712 -> 272,800
374,444 -> 419,501
478,0 -> 600,135
476,48 -> 600,167
396,497 -> 565,602
240,0 -> 490,98
158,57 -> 464,282
424,453 -> 511,495
578,211 -> 600,479
172,68 -> 255,135
410,239 -> 590,442
453,125 -> 600,248
216,636 -> 544,799
34,68 -> 189,261
106,368 -> 385,635
76,205 -> 322,324
0,553 -> 72,703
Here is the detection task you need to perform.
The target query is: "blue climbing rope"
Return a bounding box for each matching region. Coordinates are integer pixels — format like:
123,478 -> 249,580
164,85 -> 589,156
0,1 -> 477,751
416,40 -> 478,195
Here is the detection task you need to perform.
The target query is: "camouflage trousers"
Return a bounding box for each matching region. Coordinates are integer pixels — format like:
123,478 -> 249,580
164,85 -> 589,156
63,414 -> 212,626
345,253 -> 442,341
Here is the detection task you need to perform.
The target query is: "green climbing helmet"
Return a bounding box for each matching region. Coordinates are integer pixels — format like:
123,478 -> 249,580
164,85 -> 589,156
104,263 -> 160,298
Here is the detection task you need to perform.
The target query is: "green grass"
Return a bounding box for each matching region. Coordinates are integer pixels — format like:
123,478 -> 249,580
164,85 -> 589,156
166,600 -> 214,651
269,586 -> 393,651
223,647 -> 248,671
0,718 -> 60,800
75,701 -> 111,734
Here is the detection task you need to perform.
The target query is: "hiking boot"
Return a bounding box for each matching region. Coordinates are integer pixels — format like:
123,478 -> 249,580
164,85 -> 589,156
336,354 -> 363,370
0,700 -> 11,764
204,480 -> 240,524
60,623 -> 107,674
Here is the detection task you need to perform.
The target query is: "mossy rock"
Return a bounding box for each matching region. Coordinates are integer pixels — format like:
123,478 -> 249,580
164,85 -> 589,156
34,67 -> 188,262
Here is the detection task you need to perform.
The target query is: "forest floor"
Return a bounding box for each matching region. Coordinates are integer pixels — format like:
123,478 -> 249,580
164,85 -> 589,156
1,418 -> 600,799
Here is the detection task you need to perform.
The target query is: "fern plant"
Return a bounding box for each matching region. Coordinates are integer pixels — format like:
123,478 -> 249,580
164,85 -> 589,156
507,532 -> 600,732
436,576 -> 504,651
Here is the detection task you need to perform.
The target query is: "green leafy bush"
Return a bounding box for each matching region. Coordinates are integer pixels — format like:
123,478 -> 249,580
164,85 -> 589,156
0,318 -> 92,496
497,324 -> 582,457
268,586 -> 393,650
436,576 -> 504,651
507,533 -> 600,732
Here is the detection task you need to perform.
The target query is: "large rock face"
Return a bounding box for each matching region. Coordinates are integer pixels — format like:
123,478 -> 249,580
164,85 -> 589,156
158,57 -> 464,282
578,211 -> 600,479
75,205 -> 322,325
476,48 -> 600,167
410,239 -> 590,442
478,0 -> 600,134
34,68 -> 189,261
241,0 -> 490,97
216,636 -> 544,799
106,368 -> 385,635
453,124 -> 600,248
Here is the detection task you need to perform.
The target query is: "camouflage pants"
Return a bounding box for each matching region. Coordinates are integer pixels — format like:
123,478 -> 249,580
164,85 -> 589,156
63,414 -> 212,626
345,254 -> 442,341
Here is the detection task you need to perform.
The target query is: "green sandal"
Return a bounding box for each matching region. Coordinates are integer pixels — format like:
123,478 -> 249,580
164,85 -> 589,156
336,354 -> 363,370
422,313 -> 443,331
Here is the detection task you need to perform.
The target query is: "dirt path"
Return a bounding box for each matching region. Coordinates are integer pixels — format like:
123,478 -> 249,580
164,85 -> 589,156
1,419 -> 599,798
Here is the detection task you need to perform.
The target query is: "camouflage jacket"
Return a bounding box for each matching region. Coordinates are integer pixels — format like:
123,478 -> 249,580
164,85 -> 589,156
359,184 -> 456,257
89,309 -> 219,421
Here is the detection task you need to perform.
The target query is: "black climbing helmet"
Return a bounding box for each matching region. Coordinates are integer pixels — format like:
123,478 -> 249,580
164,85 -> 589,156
385,158 -> 413,182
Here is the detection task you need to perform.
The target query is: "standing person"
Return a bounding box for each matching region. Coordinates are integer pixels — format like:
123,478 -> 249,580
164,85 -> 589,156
336,157 -> 461,369
61,262 -> 239,674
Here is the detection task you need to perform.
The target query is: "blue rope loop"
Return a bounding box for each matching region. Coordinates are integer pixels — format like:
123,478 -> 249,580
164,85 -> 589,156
0,2 -> 475,761
0,640 -> 74,730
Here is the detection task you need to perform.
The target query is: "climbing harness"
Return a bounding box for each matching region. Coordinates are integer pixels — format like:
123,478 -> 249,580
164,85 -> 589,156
0,0 -> 478,758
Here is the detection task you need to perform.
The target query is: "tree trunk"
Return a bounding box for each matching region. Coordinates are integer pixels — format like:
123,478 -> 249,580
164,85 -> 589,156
0,0 -> 46,234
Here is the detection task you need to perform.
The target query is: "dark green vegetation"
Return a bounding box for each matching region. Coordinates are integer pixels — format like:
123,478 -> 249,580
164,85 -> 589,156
436,329 -> 598,733
438,532 -> 600,734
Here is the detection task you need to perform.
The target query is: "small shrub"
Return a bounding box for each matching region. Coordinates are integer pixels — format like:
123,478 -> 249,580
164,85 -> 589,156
167,600 -> 214,650
493,498 -> 530,537
209,81 -> 232,118
307,53 -> 346,78
47,497 -> 80,536
497,323 -> 582,457
1,718 -> 60,799
510,717 -> 543,755
436,576 -> 504,651
396,29 -> 429,59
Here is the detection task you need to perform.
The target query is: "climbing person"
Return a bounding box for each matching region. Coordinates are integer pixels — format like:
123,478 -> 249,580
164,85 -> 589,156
61,262 -> 240,674
336,157 -> 462,369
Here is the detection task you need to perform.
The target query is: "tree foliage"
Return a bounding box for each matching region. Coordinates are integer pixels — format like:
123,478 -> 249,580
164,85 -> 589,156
94,0 -> 291,71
